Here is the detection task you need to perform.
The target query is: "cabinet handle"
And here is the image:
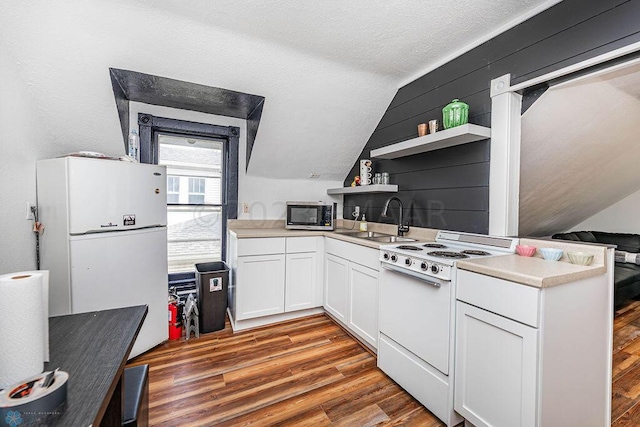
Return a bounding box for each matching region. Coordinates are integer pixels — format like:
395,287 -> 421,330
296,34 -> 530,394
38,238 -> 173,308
381,264 -> 442,288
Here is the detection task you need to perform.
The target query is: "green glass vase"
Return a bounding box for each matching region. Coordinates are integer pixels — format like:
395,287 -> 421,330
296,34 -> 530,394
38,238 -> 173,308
442,99 -> 469,129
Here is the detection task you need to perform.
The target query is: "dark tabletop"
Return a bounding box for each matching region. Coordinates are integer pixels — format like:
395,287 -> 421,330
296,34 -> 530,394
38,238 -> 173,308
43,305 -> 147,426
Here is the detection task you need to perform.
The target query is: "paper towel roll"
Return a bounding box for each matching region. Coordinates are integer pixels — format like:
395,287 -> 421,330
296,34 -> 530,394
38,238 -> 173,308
0,272 -> 46,388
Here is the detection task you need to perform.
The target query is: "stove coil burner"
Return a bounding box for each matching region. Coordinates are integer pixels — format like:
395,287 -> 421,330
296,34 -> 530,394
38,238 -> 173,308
397,245 -> 423,251
427,251 -> 469,259
461,250 -> 491,256
423,243 -> 447,249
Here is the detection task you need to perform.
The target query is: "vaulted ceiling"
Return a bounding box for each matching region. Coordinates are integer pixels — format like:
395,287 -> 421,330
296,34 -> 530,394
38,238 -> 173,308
1,0 -> 555,180
519,61 -> 640,236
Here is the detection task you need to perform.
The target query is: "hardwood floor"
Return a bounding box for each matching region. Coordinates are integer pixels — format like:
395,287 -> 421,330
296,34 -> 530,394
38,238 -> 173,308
613,299 -> 640,426
129,314 -> 443,426
130,300 -> 640,426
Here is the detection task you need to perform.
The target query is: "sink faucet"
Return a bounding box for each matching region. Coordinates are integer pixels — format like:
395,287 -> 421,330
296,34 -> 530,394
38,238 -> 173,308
382,197 -> 410,236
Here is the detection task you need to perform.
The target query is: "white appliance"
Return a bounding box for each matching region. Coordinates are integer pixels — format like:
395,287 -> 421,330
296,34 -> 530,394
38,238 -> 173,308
378,231 -> 518,426
36,156 -> 168,358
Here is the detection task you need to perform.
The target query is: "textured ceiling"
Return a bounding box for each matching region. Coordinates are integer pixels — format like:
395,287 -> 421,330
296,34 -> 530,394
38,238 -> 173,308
140,0 -> 556,82
0,0 -> 556,182
519,62 -> 640,236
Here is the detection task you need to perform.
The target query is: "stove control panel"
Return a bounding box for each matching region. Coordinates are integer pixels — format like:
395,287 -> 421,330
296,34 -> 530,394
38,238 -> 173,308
380,251 -> 451,280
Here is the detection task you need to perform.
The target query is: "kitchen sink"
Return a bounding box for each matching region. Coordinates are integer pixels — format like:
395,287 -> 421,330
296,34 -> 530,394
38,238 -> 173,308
334,231 -> 390,238
369,235 -> 416,243
333,230 -> 416,243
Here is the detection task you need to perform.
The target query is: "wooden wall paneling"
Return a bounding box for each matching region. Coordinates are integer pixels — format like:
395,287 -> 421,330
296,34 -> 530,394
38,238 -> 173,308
345,138 -> 489,189
377,69 -> 500,133
391,164 -> 490,191
388,0 -> 630,109
345,0 -> 640,235
507,1 -> 640,84
344,187 -> 488,233
368,88 -> 493,149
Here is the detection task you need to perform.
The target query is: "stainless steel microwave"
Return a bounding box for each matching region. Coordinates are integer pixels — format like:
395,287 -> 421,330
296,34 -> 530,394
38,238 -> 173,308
286,201 -> 336,230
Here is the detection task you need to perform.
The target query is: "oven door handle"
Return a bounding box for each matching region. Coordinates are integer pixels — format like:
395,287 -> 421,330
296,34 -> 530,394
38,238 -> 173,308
381,264 -> 442,288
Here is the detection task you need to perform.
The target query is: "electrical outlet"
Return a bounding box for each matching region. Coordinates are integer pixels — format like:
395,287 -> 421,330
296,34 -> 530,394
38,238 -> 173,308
243,203 -> 250,214
353,206 -> 360,218
26,202 -> 34,220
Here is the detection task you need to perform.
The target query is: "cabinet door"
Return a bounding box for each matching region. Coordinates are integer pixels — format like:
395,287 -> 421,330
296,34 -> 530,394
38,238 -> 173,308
455,301 -> 538,427
285,252 -> 318,312
236,254 -> 286,320
348,263 -> 378,348
324,253 -> 349,323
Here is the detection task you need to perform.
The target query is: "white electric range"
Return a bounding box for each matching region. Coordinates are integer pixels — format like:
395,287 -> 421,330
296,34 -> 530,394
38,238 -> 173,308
377,231 -> 519,426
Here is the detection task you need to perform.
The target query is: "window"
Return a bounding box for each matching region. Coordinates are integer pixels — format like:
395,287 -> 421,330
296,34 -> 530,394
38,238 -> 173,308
138,113 -> 239,279
158,134 -> 224,273
167,176 -> 180,204
188,178 -> 205,204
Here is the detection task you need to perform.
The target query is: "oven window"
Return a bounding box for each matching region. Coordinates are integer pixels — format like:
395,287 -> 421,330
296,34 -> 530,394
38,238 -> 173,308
290,207 -> 318,224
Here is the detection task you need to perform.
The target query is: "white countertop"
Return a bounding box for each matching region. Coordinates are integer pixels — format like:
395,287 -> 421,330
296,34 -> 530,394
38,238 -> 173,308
228,220 -> 610,288
456,254 -> 607,288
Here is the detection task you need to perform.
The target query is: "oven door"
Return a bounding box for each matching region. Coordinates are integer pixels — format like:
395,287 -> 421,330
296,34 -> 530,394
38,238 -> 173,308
379,265 -> 452,375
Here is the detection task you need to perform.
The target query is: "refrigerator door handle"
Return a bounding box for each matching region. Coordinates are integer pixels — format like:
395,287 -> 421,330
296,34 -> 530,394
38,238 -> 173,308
70,224 -> 166,236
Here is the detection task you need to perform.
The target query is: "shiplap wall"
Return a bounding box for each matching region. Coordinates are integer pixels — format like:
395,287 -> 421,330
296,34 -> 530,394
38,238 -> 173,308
344,0 -> 640,233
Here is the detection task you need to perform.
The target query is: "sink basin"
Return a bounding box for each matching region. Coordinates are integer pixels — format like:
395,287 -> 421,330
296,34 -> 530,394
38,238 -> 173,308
333,230 -> 416,243
335,231 -> 391,238
369,235 -> 416,243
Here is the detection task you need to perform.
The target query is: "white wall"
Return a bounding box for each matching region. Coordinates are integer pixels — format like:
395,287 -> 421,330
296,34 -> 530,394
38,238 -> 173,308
571,188 -> 640,235
0,1 -> 393,273
519,72 -> 640,236
0,50 -> 48,273
129,103 -> 343,220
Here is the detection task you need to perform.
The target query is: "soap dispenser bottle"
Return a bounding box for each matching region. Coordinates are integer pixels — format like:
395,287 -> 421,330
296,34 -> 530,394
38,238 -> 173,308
359,214 -> 368,232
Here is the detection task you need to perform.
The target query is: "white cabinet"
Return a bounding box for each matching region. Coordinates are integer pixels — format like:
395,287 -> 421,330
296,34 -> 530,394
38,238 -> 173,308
455,301 -> 538,427
325,253 -> 349,323
348,263 -> 379,348
230,236 -> 323,325
324,238 -> 379,349
285,251 -> 318,312
454,269 -> 612,427
236,254 -> 286,320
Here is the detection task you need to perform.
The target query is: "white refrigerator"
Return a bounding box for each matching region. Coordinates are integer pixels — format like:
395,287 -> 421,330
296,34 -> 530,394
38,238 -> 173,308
36,156 -> 168,358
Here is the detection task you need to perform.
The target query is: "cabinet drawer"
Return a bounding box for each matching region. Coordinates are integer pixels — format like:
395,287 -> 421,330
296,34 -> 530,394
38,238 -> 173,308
325,238 -> 379,271
237,238 -> 285,256
457,269 -> 540,328
286,236 -> 318,253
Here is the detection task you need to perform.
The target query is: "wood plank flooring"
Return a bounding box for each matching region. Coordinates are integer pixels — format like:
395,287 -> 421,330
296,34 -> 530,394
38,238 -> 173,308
613,299 -> 640,426
130,300 -> 640,426
128,314 -> 443,426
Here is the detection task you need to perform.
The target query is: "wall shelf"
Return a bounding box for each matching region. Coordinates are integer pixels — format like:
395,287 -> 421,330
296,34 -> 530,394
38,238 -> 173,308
370,123 -> 491,159
327,184 -> 398,195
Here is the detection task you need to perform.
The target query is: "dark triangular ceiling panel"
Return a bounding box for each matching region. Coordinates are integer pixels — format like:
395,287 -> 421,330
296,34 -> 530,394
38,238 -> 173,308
109,68 -> 264,166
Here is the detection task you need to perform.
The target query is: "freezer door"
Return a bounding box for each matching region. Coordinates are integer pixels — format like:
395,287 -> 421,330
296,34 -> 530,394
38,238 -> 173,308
67,157 -> 167,234
69,227 -> 168,358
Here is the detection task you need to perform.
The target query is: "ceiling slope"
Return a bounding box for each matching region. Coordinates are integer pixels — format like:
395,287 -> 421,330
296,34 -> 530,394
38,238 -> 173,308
0,0 -> 556,181
519,64 -> 640,236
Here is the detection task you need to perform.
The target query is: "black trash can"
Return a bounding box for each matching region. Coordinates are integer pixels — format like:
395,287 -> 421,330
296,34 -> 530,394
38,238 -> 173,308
195,261 -> 229,333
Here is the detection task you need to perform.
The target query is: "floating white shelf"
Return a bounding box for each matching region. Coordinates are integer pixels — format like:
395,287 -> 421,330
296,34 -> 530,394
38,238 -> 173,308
370,123 -> 491,159
326,184 -> 398,195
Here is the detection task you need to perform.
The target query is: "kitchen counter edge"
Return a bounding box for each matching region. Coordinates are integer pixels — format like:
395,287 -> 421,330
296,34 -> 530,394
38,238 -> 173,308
456,255 -> 607,288
229,227 -> 389,249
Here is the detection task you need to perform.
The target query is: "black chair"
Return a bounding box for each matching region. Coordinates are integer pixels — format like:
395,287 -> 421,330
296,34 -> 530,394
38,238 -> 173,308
123,364 -> 149,427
